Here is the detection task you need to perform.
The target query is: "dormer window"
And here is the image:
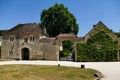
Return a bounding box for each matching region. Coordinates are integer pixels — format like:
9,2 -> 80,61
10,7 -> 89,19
29,35 -> 35,42
9,36 -> 14,42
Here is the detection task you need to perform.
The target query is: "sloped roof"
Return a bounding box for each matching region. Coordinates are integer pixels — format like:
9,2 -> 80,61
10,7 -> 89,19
57,33 -> 77,38
5,23 -> 44,34
40,38 -> 56,43
74,37 -> 84,42
84,21 -> 118,41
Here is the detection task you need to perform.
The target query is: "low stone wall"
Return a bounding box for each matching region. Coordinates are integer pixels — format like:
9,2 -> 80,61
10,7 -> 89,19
40,43 -> 59,60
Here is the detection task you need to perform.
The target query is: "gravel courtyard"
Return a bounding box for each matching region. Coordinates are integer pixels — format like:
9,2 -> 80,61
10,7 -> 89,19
0,61 -> 120,80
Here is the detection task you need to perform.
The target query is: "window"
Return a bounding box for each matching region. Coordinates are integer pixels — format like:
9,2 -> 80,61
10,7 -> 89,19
9,36 -> 14,42
29,35 -> 35,42
24,38 -> 28,43
97,45 -> 102,49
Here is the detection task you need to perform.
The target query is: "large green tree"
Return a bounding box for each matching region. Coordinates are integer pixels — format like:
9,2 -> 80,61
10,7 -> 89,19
0,30 -> 6,36
40,3 -> 79,37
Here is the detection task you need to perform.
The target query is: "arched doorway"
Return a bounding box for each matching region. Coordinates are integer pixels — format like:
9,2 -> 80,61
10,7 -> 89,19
21,48 -> 30,60
59,40 -> 75,61
56,33 -> 77,61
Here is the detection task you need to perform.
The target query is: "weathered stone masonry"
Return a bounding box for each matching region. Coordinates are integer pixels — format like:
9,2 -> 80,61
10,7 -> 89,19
1,23 -> 60,60
1,21 -> 120,61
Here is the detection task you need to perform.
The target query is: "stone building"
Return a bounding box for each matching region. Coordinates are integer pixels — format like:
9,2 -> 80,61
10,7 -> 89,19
84,21 -> 118,42
1,23 -> 60,60
76,21 -> 120,61
0,36 -> 2,58
1,21 -> 120,61
0,36 -> 2,46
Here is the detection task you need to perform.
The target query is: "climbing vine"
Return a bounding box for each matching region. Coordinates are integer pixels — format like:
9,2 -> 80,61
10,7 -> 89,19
77,31 -> 118,62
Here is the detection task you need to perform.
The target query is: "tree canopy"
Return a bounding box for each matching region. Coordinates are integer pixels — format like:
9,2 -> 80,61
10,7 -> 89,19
40,3 -> 79,37
0,30 -> 6,36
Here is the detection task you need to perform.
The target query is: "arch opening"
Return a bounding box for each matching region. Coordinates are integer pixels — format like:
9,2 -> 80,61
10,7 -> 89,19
59,40 -> 75,61
21,48 -> 30,60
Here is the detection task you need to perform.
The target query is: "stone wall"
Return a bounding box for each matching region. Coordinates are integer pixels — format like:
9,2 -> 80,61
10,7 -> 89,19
1,33 -> 60,60
40,43 -> 59,60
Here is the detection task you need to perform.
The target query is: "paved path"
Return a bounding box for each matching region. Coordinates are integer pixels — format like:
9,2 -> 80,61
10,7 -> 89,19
0,61 -> 120,80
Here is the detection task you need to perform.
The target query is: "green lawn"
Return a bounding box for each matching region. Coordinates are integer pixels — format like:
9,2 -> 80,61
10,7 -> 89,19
0,59 -> 13,61
0,65 -> 100,80
0,59 -> 7,61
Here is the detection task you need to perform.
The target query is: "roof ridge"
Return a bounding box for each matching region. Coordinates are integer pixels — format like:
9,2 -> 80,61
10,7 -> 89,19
4,23 -> 44,34
17,22 -> 36,25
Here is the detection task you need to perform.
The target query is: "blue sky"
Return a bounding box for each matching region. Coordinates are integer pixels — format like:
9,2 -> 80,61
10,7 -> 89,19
0,0 -> 120,36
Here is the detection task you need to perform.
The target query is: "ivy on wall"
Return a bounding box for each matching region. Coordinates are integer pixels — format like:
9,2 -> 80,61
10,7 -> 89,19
77,31 -> 118,62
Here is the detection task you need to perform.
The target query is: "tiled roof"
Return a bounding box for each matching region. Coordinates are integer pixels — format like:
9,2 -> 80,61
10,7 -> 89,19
84,21 -> 118,41
56,33 -> 77,38
74,37 -> 84,42
40,38 -> 56,43
5,23 -> 44,34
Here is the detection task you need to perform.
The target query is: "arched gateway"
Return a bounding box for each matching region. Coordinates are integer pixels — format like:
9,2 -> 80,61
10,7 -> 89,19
21,48 -> 30,60
56,33 -> 78,61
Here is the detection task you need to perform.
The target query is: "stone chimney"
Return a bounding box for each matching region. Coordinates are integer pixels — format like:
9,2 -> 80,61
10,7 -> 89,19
93,25 -> 96,27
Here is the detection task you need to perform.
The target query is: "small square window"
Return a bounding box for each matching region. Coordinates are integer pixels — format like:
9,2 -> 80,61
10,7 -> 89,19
97,45 -> 102,49
9,36 -> 14,42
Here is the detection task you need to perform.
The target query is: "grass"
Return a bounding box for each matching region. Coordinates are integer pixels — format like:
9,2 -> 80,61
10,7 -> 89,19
0,65 -> 100,80
0,59 -> 13,61
0,59 -> 7,61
